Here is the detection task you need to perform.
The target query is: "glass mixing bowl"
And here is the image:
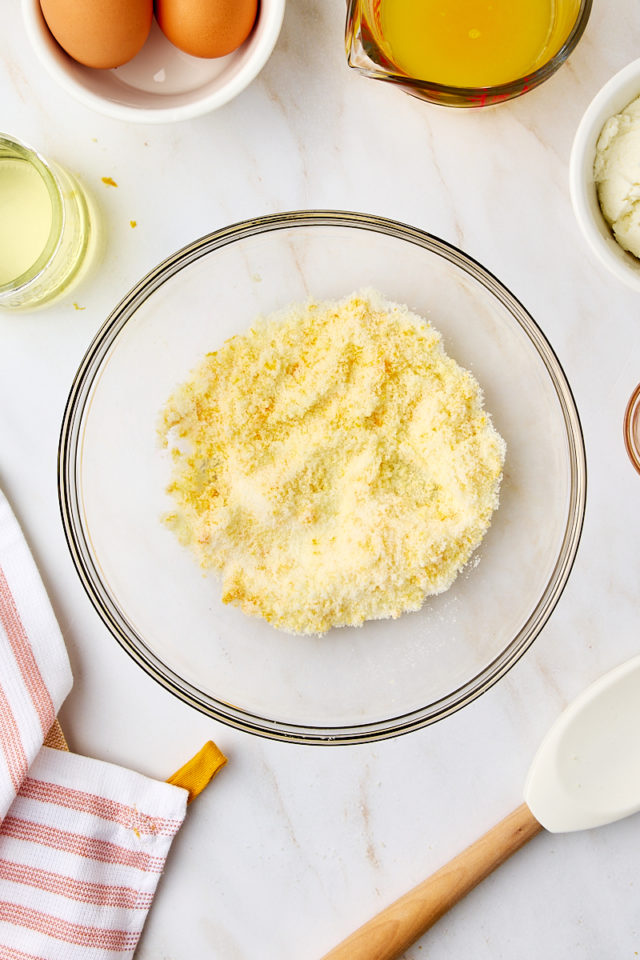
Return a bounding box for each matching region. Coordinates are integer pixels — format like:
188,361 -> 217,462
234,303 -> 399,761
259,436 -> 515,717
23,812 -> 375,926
59,211 -> 586,744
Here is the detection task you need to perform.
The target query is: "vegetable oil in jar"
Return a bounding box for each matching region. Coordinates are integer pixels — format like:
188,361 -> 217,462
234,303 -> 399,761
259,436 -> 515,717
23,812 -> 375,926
0,155 -> 54,287
0,134 -> 94,310
371,0 -> 581,88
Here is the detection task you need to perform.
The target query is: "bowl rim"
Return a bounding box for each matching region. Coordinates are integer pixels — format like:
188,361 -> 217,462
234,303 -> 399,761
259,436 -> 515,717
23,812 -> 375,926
569,57 -> 640,291
58,210 -> 587,745
22,0 -> 286,123
345,0 -> 592,106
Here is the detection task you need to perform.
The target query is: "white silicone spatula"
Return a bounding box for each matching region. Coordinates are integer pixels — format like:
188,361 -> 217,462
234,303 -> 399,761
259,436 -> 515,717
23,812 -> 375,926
321,654 -> 640,960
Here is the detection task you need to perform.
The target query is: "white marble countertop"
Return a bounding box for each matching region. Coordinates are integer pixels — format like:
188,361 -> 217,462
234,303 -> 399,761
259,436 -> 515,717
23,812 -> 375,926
2,1 -> 640,956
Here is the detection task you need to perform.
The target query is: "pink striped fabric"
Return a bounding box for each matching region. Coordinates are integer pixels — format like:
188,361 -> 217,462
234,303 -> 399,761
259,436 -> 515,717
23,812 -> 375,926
0,491 -> 188,958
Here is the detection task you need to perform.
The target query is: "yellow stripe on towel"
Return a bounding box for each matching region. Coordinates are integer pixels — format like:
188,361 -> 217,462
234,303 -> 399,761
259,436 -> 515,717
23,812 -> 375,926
44,718 -> 69,752
166,741 -> 228,803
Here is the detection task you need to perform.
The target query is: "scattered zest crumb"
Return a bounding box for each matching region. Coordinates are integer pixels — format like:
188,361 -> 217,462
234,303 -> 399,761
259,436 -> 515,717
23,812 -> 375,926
130,220 -> 137,228
101,176 -> 118,187
73,302 -> 85,311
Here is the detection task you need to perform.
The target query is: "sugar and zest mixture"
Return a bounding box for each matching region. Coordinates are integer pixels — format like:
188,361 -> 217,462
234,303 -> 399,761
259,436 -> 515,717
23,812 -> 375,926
159,290 -> 506,635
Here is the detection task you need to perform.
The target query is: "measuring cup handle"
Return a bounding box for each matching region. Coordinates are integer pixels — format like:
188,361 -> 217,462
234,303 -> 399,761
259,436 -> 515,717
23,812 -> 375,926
320,802 -> 542,960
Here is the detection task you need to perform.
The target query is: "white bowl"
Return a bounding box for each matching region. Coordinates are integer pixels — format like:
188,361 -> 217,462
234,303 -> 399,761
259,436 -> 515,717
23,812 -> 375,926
570,57 -> 640,292
22,0 -> 285,123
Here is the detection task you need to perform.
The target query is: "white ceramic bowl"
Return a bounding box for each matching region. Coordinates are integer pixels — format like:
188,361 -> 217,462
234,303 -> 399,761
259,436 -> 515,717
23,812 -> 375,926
22,0 -> 285,123
570,57 -> 640,292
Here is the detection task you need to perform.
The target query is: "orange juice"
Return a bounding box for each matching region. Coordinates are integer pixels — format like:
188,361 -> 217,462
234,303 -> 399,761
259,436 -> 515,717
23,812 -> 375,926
373,0 -> 581,88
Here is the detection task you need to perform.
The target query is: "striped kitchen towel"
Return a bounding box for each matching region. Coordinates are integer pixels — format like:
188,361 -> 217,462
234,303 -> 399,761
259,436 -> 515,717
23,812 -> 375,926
0,490 -> 190,958
0,493 -> 72,820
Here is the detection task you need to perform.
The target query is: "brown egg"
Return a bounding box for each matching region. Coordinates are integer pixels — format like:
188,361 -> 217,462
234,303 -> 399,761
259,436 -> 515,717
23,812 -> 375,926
40,0 -> 153,69
155,0 -> 258,59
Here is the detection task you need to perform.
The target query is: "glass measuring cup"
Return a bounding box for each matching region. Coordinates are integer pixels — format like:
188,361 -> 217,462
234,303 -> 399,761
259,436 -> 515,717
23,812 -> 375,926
345,0 -> 592,107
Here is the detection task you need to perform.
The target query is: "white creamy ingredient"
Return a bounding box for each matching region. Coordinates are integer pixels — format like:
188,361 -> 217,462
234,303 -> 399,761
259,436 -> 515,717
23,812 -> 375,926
594,94 -> 640,258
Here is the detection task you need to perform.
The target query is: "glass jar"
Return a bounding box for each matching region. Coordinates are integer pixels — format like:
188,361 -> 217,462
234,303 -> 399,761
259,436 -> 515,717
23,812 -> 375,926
0,134 -> 94,309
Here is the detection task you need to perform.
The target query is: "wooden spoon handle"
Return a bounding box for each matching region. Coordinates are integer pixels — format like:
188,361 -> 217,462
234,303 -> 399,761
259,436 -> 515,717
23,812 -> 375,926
321,802 -> 542,960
